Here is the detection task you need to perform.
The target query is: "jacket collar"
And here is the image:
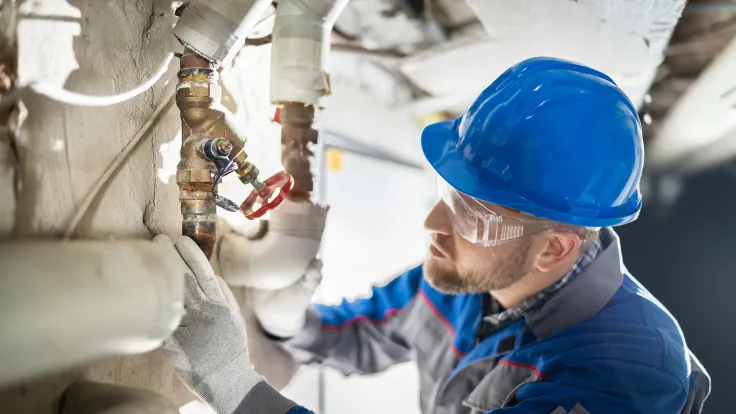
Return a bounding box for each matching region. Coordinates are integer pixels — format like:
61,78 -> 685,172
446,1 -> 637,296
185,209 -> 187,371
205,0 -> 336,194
523,227 -> 625,338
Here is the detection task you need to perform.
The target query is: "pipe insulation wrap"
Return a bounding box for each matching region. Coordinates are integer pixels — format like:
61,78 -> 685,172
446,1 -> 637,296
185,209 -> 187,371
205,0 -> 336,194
270,0 -> 351,105
174,0 -> 273,65
219,200 -> 329,290
0,241 -> 185,388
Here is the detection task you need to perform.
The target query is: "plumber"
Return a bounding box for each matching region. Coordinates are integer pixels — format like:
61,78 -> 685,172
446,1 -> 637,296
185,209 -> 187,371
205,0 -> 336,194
156,57 -> 711,414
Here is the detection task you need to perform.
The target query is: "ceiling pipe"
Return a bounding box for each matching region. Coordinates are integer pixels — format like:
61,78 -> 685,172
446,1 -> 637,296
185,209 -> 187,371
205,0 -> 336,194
647,35 -> 736,172
173,0 -> 273,66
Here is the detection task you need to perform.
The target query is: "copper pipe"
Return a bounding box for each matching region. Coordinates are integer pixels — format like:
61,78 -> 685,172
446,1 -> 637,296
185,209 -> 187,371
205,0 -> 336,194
280,103 -> 318,202
176,51 -> 228,258
177,50 -> 269,256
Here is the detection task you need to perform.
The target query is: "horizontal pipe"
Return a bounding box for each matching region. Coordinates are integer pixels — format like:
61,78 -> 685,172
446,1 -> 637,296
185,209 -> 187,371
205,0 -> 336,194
0,240 -> 185,388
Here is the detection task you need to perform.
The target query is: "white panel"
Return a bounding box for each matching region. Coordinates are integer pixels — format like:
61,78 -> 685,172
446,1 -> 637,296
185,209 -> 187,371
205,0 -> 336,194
319,150 -> 431,304
401,0 -> 685,110
321,75 -> 426,167
305,149 -> 432,414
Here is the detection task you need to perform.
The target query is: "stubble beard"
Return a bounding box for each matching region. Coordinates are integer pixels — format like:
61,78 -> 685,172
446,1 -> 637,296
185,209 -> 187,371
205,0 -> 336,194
424,241 -> 532,294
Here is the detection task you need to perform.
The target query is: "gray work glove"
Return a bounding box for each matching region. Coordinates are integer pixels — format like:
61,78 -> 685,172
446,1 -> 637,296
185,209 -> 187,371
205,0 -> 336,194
154,235 -> 262,414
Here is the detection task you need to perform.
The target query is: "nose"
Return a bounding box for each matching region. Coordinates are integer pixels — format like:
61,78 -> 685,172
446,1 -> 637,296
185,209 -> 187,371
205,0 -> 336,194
424,201 -> 453,236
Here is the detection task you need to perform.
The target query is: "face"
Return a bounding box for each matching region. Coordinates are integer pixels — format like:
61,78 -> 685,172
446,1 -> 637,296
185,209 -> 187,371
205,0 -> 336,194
423,199 -> 534,294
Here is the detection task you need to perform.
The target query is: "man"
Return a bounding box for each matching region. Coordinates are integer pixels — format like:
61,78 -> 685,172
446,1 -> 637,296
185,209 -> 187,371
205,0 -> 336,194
158,57 -> 710,414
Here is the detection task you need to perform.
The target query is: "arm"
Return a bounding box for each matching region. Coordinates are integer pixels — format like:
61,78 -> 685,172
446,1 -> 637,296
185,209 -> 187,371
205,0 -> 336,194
281,265 -> 424,375
157,235 -> 311,414
486,359 -> 688,414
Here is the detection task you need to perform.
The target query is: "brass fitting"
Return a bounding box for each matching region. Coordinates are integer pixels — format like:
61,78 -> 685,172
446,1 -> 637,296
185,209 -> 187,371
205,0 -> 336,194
176,51 -> 242,258
279,103 -> 318,202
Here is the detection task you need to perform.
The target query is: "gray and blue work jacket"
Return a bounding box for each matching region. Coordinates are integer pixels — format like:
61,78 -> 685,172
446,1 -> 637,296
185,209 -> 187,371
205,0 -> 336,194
238,228 -> 711,413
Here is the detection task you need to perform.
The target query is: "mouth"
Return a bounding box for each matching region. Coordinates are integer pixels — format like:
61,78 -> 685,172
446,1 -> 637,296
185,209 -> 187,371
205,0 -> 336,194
429,242 -> 448,259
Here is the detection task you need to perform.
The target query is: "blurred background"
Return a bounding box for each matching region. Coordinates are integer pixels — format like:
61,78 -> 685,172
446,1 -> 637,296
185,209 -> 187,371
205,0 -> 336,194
1,0 -> 735,412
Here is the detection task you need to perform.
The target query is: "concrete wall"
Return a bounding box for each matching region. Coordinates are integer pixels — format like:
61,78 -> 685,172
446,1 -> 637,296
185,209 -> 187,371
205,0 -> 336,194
0,1 -> 192,412
13,0 -> 180,239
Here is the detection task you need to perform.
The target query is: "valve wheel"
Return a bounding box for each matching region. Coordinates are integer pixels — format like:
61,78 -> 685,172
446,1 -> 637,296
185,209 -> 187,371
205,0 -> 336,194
240,171 -> 294,220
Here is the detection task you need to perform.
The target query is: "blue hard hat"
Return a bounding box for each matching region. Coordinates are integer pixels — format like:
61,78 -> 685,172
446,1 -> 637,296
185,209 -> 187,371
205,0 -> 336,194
421,57 -> 644,227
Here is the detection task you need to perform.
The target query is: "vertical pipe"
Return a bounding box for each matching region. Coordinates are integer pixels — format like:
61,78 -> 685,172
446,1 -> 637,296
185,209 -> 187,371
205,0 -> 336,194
270,0 -> 352,202
176,51 -> 220,258
280,103 -> 318,202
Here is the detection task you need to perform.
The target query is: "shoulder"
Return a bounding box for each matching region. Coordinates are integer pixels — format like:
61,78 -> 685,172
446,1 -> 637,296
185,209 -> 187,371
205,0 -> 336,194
513,273 -> 690,409
496,282 -> 691,413
595,273 -> 690,383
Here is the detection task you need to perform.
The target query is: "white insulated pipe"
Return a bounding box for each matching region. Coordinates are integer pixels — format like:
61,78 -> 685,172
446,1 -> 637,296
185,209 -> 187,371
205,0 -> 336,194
0,240 -> 185,388
270,0 -> 351,105
648,36 -> 736,171
174,0 -> 274,66
218,199 -> 328,290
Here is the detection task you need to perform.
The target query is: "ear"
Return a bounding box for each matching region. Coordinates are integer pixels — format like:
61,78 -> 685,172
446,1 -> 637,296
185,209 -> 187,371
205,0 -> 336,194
533,230 -> 581,272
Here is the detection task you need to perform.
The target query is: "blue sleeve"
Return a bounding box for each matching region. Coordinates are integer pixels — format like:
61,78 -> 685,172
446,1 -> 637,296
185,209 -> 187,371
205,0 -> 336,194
315,265 -> 423,329
488,359 -> 688,414
281,265 -> 423,375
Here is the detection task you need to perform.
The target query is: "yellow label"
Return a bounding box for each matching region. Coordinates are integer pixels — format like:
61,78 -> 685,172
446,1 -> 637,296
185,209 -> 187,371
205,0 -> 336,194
327,148 -> 343,171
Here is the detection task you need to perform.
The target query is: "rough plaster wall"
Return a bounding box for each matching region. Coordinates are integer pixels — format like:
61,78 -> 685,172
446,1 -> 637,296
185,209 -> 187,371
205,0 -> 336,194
0,0 -> 18,236
0,1 -> 193,412
14,0 -> 180,239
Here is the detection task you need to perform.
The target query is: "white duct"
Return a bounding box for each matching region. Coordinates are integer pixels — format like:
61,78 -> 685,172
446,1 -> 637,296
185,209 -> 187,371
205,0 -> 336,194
648,36 -> 736,171
0,240 -> 185,388
218,199 -> 328,290
174,0 -> 273,66
270,0 -> 351,105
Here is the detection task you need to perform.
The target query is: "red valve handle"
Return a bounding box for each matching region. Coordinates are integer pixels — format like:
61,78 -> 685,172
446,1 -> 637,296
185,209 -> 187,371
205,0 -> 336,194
240,171 -> 294,220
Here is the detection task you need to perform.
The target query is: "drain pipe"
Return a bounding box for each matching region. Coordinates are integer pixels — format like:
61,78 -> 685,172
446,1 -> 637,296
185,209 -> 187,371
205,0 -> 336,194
219,0 -> 349,288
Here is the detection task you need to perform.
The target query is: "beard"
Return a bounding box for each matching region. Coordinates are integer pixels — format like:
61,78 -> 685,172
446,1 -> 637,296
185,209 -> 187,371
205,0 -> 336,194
424,239 -> 532,294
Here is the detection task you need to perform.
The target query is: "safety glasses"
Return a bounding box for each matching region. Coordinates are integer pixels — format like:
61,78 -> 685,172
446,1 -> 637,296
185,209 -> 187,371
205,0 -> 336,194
437,178 -> 555,247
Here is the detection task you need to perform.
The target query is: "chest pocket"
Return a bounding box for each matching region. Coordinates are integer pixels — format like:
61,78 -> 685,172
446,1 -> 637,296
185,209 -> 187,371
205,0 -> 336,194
462,360 -> 542,413
402,297 -> 460,381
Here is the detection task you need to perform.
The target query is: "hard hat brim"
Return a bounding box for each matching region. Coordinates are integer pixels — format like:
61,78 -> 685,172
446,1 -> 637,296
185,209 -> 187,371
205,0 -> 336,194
420,120 -> 640,227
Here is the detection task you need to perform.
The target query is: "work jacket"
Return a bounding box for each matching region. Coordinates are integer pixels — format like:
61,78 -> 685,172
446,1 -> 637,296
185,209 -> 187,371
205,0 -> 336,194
241,228 -> 710,414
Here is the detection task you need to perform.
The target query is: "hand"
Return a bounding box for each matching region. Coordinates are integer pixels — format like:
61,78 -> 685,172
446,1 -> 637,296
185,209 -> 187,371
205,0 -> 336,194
253,258 -> 323,338
154,235 -> 262,414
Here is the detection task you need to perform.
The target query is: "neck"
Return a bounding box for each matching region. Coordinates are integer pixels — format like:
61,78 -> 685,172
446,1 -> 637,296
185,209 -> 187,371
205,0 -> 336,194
490,261 -> 574,309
